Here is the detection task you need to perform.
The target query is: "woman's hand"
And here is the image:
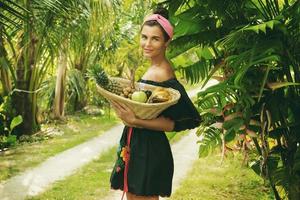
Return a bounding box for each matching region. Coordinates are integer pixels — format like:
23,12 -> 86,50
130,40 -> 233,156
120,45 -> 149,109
110,100 -> 137,127
110,100 -> 174,131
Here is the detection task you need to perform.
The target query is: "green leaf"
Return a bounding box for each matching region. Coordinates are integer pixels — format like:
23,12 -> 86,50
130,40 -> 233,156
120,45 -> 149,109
10,115 -> 23,131
167,0 -> 185,15
168,29 -> 219,59
179,60 -> 212,84
269,128 -> 287,140
0,57 -> 10,69
270,145 -> 283,155
244,20 -> 281,34
5,135 -> 17,147
224,129 -> 236,142
175,19 -> 202,37
267,82 -> 300,91
196,46 -> 216,60
222,117 -> 244,130
234,55 -> 281,86
249,156 -> 280,177
267,156 -> 280,173
198,127 -> 222,157
250,160 -> 261,176
168,35 -> 199,59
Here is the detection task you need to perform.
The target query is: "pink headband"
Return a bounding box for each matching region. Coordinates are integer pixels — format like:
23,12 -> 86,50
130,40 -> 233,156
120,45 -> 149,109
144,14 -> 173,39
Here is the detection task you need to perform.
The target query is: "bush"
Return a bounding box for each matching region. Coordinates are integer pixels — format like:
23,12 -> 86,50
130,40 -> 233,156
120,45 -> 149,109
0,135 -> 17,149
0,95 -> 23,150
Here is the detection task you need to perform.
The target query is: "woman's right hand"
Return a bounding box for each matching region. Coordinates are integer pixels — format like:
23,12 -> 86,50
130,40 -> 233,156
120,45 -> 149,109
110,100 -> 138,127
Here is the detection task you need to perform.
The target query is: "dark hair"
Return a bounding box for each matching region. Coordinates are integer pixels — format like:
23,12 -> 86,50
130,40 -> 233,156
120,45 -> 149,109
153,7 -> 169,19
142,7 -> 170,41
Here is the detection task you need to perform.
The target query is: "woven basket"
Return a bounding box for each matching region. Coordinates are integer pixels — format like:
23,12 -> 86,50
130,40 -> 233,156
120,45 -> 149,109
96,77 -> 181,119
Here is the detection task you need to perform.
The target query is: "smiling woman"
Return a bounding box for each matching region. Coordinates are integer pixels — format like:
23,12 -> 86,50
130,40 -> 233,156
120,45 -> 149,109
109,7 -> 202,200
140,25 -> 169,59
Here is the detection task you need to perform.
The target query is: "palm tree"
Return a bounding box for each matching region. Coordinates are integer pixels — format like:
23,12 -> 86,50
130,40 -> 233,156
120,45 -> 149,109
30,0 -> 149,119
0,25 -> 12,95
66,0 -> 121,112
0,0 -> 26,95
0,0 -> 95,133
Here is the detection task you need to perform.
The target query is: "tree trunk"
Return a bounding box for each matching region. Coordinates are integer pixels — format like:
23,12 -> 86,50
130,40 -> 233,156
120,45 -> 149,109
0,67 -> 11,95
72,55 -> 86,112
12,59 -> 39,135
12,1 -> 39,135
53,47 -> 67,119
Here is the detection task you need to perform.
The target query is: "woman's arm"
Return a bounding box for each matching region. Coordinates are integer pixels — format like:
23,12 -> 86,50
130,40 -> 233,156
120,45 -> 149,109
132,116 -> 174,132
110,100 -> 174,132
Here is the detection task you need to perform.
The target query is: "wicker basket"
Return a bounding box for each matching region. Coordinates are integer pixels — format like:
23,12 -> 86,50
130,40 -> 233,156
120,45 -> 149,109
96,77 -> 181,119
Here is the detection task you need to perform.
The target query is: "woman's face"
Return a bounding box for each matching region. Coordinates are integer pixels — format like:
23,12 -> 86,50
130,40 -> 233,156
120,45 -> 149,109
140,25 -> 169,59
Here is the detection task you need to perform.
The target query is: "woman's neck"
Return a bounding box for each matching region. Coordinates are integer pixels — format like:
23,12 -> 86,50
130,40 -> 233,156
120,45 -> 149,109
150,54 -> 169,68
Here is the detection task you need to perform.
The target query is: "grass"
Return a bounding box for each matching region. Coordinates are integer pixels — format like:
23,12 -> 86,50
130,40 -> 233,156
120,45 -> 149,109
23,125 -> 272,200
0,112 -> 118,182
170,153 -> 274,200
26,144 -> 273,200
26,146 -> 117,200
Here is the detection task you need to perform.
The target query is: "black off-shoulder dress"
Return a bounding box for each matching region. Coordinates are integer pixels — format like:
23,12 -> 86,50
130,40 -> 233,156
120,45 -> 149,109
110,78 -> 202,197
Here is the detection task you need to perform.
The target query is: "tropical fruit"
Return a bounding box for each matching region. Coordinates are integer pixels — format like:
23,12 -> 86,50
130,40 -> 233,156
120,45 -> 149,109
148,88 -> 171,103
89,64 -> 172,104
89,64 -> 122,95
131,91 -> 148,103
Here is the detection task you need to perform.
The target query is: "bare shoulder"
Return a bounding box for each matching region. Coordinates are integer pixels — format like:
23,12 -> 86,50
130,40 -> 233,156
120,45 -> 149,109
142,63 -> 175,82
154,66 -> 175,82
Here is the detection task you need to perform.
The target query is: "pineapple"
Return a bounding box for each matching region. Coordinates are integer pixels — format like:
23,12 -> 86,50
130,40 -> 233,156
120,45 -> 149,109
106,79 -> 123,95
96,70 -> 110,87
89,64 -> 122,95
88,64 -> 109,87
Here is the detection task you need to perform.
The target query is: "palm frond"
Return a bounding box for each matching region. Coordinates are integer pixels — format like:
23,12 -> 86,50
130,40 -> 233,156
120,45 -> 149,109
197,126 -> 222,157
0,0 -> 27,29
196,82 -> 240,109
66,69 -> 86,102
178,59 -> 212,84
39,76 -> 56,110
169,29 -> 222,59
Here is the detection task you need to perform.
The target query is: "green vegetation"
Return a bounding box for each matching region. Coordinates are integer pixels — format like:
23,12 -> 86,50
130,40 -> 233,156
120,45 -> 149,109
162,1 -> 300,198
171,153 -> 273,200
0,113 -> 118,181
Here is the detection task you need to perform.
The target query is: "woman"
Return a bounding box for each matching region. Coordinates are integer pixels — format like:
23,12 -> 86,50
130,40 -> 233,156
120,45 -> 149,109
110,8 -> 202,200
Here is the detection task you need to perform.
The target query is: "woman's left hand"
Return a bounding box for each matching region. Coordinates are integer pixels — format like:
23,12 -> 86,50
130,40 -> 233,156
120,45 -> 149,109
110,100 -> 137,127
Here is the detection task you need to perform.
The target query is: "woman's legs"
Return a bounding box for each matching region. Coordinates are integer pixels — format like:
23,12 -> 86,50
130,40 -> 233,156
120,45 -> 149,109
126,192 -> 159,200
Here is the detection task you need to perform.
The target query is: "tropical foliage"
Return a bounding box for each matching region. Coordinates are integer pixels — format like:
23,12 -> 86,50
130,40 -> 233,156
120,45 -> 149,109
0,95 -> 22,149
0,0 -> 151,138
0,0 -> 145,141
160,0 -> 300,199
1,0 -> 99,133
